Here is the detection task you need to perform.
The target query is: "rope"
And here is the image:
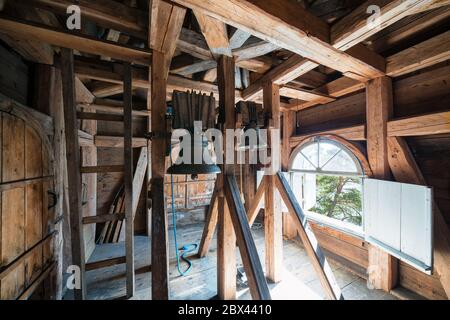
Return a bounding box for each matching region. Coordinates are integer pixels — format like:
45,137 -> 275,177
169,143 -> 197,276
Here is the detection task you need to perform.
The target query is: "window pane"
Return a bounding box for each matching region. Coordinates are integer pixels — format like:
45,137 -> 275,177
292,152 -> 316,170
318,142 -> 341,168
322,149 -> 358,173
300,144 -> 319,168
310,175 -> 363,226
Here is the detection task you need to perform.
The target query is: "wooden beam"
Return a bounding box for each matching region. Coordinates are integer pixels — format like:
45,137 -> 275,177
85,256 -> 126,271
387,137 -> 450,298
151,50 -> 169,300
198,186 -> 219,258
233,41 -> 279,62
370,6 -> 450,53
386,31 -> 450,77
280,86 -> 335,103
77,112 -> 124,122
150,0 -> 186,69
282,111 -> 296,171
290,125 -> 367,148
224,175 -> 271,300
173,0 -> 385,80
388,111 -> 450,137
247,176 -> 267,226
291,30 -> 450,111
60,48 -> 86,300
82,213 -> 125,225
229,28 -> 251,50
262,82 -> 283,283
93,136 -> 147,148
73,58 -> 244,101
275,172 -> 343,300
217,55 -> 237,300
118,147 -> 149,241
331,0 -> 449,50
366,76 -> 398,291
122,62 -> 135,298
366,76 -> 392,179
289,110 -> 450,148
0,16 -> 151,65
194,11 -> 232,59
23,0 -> 147,40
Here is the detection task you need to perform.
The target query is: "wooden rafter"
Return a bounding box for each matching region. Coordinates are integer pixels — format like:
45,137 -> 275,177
17,0 -> 148,40
172,0 -> 384,82
0,16 -> 151,65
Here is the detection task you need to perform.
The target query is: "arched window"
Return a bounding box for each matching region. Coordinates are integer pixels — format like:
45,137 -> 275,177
288,137 -> 365,232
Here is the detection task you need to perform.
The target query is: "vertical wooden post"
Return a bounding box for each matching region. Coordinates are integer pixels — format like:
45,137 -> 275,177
60,48 -> 86,300
262,82 -> 283,283
123,62 -> 135,298
216,55 -> 237,300
366,76 -> 398,291
282,111 -> 296,172
151,50 -> 169,300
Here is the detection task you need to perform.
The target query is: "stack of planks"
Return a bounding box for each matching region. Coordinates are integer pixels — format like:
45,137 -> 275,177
97,186 -> 125,244
172,91 -> 216,130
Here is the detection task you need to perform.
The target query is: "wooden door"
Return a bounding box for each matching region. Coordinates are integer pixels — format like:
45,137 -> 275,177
0,111 -> 55,300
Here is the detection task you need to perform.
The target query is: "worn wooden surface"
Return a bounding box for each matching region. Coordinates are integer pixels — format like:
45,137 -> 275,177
77,223 -> 397,300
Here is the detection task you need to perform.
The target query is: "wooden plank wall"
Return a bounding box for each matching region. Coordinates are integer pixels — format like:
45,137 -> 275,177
0,112 -> 54,299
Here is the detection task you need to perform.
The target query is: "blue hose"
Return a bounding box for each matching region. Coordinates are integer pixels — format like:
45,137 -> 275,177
169,144 -> 197,276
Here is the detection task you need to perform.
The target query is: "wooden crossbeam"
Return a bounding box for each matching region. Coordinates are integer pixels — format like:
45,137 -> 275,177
224,175 -> 271,300
85,256 -> 126,271
194,11 -> 232,59
287,30 -> 450,111
386,30 -> 450,77
331,0 -> 449,50
19,0 -> 147,40
173,0 -> 384,80
197,186 -> 219,258
82,213 -> 125,225
0,16 -> 151,65
388,111 -> 450,137
274,172 -> 344,300
73,57 -> 244,101
247,176 -> 267,226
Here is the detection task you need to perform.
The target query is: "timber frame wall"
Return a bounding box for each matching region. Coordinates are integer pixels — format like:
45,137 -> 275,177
0,0 -> 448,300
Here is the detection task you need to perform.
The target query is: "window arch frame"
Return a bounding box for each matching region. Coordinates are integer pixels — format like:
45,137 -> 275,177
289,136 -> 365,177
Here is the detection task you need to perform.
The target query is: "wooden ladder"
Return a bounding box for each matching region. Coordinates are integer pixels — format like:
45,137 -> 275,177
61,49 -> 147,300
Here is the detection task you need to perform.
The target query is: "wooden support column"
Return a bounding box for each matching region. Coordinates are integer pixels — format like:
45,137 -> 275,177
151,50 -> 169,300
282,111 -> 296,171
149,0 -> 186,300
217,55 -> 237,299
366,76 -> 398,292
60,48 -> 86,300
123,62 -> 135,298
262,82 -> 283,283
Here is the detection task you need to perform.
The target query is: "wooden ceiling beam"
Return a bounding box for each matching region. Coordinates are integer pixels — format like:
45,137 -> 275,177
289,110 -> 450,147
194,11 -> 232,59
0,16 -> 151,65
172,0 -> 385,81
331,0 -> 448,51
73,58 -> 243,100
20,0 -> 147,40
386,30 -> 450,77
287,30 -> 450,111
